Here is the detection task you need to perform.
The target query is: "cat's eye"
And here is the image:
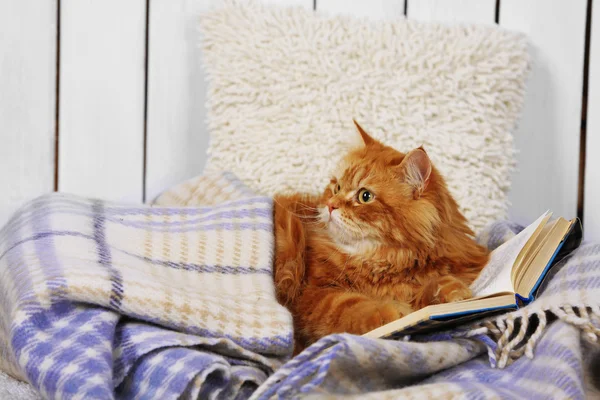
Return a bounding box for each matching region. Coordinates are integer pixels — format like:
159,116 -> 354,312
333,183 -> 341,194
358,189 -> 373,204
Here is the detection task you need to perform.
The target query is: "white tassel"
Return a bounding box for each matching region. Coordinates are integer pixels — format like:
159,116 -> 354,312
496,316 -> 515,368
524,311 -> 547,359
452,305 -> 600,369
552,306 -> 600,343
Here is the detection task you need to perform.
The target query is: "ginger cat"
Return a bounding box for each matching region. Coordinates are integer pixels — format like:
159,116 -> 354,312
274,121 -> 490,353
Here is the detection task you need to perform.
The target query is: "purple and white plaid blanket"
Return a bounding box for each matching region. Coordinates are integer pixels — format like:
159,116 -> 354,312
0,172 -> 293,399
1,172 -> 599,399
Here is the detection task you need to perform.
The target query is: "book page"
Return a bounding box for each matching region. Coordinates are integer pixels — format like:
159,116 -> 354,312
471,212 -> 550,297
512,220 -> 558,291
515,218 -> 572,298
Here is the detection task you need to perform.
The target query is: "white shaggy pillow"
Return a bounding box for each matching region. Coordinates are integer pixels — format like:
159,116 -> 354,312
199,1 -> 530,234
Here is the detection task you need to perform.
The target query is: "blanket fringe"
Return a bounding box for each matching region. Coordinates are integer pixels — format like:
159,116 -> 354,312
460,306 -> 600,369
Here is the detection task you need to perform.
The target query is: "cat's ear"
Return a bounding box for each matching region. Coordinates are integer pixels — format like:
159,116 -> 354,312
350,119 -> 376,148
399,146 -> 432,199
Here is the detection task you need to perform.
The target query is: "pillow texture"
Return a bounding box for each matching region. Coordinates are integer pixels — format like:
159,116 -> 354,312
199,1 -> 530,233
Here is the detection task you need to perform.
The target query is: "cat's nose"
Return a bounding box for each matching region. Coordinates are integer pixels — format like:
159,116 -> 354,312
328,203 -> 338,214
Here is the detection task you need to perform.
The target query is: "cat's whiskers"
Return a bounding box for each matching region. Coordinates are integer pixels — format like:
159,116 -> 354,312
294,210 -> 324,225
272,197 -> 324,226
295,203 -> 319,212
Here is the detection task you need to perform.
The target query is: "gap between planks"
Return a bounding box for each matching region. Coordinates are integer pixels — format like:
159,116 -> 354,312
578,0 -> 594,223
142,0 -> 150,202
53,0 -> 61,191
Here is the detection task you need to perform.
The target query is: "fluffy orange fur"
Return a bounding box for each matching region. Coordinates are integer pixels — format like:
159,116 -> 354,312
274,121 -> 490,353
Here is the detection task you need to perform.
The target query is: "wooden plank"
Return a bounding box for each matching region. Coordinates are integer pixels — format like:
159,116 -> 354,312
59,0 -> 146,203
585,0 -> 600,241
145,0 -> 212,203
0,1 -> 57,227
317,0 -> 404,19
145,0 -> 313,203
407,0 -> 495,24
501,0 -> 587,226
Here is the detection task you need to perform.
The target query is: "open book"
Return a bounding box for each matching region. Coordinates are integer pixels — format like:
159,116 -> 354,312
364,211 -> 583,339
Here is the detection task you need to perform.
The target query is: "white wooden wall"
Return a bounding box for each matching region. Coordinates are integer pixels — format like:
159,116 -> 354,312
1,0 -> 598,241
59,0 -> 147,203
1,0 -> 57,226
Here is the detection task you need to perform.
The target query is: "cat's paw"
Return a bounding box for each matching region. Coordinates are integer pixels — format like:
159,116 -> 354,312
442,286 -> 472,303
359,301 -> 413,333
435,276 -> 472,304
